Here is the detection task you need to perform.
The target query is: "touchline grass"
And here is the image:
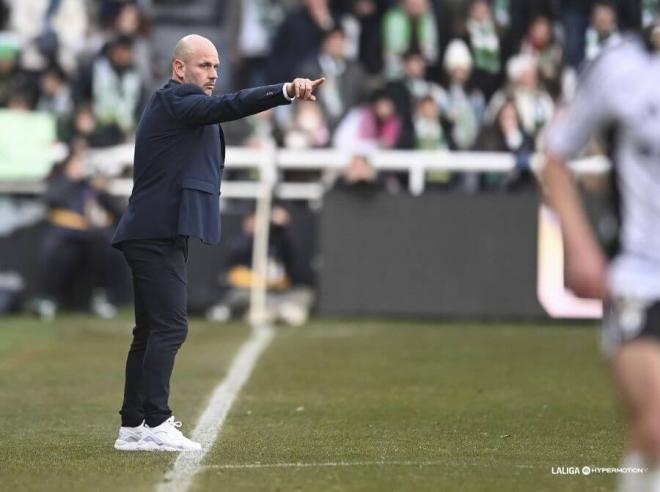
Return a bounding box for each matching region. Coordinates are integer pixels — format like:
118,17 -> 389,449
0,315 -> 622,491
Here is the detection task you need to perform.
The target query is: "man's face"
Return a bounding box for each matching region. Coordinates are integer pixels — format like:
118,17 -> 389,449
110,44 -> 135,69
404,0 -> 428,17
450,66 -> 469,84
529,17 -> 552,47
323,31 -> 345,59
593,5 -> 616,36
175,43 -> 219,95
404,54 -> 426,78
470,1 -> 491,22
418,98 -> 438,119
374,98 -> 395,119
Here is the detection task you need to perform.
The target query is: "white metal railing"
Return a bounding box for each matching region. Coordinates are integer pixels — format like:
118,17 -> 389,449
0,146 -> 611,200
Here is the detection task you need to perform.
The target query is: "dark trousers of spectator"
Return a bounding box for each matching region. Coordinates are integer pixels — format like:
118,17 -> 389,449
41,230 -> 116,304
119,237 -> 189,428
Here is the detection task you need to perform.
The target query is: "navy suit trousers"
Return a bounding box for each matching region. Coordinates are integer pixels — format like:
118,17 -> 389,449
119,237 -> 189,427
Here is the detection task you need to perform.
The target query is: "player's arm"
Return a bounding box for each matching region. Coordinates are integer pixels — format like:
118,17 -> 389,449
541,49 -> 619,299
540,153 -> 608,299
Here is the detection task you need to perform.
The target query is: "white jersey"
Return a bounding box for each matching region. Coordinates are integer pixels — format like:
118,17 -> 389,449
546,35 -> 660,300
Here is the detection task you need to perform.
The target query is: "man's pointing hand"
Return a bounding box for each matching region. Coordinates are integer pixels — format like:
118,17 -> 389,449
286,77 -> 326,101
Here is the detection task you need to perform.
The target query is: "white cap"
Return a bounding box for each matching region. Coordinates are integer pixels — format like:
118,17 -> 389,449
443,39 -> 472,73
506,54 -> 537,82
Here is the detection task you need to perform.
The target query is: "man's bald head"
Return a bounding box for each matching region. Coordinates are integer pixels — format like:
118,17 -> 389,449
173,34 -> 216,63
171,34 -> 220,95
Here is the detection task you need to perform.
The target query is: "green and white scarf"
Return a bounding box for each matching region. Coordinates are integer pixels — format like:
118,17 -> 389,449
383,6 -> 438,77
92,58 -> 141,134
467,18 -> 501,74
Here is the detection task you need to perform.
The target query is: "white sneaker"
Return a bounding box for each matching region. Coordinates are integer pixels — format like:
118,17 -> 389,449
206,303 -> 231,322
114,422 -> 145,451
91,290 -> 117,319
278,302 -> 308,327
140,416 -> 201,452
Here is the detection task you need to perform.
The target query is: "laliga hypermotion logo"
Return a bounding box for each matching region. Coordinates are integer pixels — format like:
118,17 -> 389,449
552,465 -> 647,476
551,466 -> 586,475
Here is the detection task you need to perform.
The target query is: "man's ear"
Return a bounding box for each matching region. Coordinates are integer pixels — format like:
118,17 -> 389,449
173,59 -> 185,80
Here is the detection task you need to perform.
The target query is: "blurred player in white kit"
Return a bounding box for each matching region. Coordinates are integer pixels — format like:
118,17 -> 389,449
543,23 -> 660,492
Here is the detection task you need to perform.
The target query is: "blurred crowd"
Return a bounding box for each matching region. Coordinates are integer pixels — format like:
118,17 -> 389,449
0,0 -> 152,149
222,0 -> 654,190
0,0 -> 655,319
0,1 -> 654,171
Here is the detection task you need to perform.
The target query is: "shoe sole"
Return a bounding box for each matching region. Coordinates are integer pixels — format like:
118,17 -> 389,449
114,440 -> 141,451
137,437 -> 201,452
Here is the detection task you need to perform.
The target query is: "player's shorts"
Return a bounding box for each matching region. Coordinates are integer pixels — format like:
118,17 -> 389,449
602,298 -> 660,357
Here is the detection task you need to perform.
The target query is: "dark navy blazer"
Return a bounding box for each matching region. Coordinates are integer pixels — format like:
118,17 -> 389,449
112,79 -> 291,248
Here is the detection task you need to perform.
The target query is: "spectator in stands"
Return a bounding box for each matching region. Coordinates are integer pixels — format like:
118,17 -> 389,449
487,54 -> 554,144
227,0 -> 288,89
519,14 -> 564,98
7,0 -> 88,74
243,109 -> 284,149
413,94 -> 458,188
413,94 -> 451,150
5,88 -> 32,110
382,0 -> 440,80
299,27 -> 367,131
331,153 -> 389,194
0,34 -> 22,107
35,64 -> 73,139
585,1 -> 621,61
504,0 -> 560,55
34,143 -> 122,320
69,104 -> 102,147
76,35 -> 145,147
442,39 -> 484,152
461,0 -> 503,100
476,99 -> 534,189
386,50 -> 447,148
206,206 -> 313,327
332,89 -> 403,152
283,100 -> 331,149
266,0 -> 341,84
414,96 -> 466,190
95,1 -> 154,89
336,0 -> 390,75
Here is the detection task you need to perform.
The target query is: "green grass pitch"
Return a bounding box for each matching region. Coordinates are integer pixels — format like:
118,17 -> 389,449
0,314 -> 623,491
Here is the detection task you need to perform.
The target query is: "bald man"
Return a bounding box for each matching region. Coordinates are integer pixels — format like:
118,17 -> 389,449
111,35 -> 324,451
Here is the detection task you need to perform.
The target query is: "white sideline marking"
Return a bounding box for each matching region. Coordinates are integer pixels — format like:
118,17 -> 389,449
201,460 -> 540,471
204,460 -> 445,470
157,323 -> 275,492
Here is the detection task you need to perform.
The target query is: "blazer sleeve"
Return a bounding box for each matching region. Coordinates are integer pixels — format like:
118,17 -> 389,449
164,83 -> 292,126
